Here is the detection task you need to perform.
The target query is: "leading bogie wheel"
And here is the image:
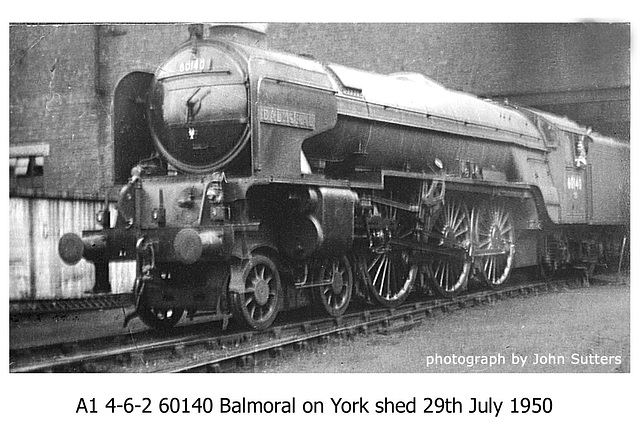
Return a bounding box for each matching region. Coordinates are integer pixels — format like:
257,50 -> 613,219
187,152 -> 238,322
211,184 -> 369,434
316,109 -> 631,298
475,202 -> 515,289
313,256 -> 354,317
231,254 -> 281,330
138,298 -> 184,332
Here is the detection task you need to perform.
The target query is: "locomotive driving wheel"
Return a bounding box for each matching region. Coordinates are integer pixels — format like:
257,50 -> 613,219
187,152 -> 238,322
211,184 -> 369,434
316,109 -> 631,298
425,197 -> 472,297
313,256 -> 354,317
364,202 -> 418,307
474,202 -> 515,289
230,254 -> 281,330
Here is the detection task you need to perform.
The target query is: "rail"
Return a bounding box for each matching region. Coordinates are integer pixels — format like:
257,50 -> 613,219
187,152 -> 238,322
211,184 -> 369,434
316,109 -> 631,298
10,273 -> 588,373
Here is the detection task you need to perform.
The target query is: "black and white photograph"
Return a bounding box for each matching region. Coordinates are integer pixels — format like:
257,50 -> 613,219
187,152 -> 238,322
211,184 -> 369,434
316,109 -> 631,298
5,8 -> 634,439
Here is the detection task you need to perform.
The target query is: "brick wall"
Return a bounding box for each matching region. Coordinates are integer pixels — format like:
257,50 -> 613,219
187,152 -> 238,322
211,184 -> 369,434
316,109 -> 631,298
11,25 -> 100,192
10,24 -> 190,193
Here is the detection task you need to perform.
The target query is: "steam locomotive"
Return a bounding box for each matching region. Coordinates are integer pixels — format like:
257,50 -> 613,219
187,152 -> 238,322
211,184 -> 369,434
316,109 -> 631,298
58,25 -> 630,331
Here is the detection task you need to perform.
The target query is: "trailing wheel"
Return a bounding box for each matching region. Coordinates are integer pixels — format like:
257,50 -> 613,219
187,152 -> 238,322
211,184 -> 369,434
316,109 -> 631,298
230,254 -> 281,330
313,256 -> 353,317
475,202 -> 515,289
364,202 -> 417,307
539,232 -> 569,279
425,197 -> 472,297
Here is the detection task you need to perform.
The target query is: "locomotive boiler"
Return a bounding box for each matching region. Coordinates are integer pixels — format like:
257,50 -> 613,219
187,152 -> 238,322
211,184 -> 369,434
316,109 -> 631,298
58,24 -> 630,331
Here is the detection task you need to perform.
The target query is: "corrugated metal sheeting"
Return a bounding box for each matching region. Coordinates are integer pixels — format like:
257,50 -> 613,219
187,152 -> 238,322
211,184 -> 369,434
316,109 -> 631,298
9,196 -> 135,300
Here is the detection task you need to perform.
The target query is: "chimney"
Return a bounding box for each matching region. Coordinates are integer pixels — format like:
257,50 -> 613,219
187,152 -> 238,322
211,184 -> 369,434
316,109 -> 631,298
188,23 -> 205,40
206,23 -> 268,48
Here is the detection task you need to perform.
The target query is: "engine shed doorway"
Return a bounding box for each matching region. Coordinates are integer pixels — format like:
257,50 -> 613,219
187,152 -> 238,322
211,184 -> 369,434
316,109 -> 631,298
113,71 -> 155,184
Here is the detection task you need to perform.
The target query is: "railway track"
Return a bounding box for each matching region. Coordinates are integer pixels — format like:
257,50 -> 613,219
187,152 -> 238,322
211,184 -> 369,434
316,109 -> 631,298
10,273 -> 589,373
